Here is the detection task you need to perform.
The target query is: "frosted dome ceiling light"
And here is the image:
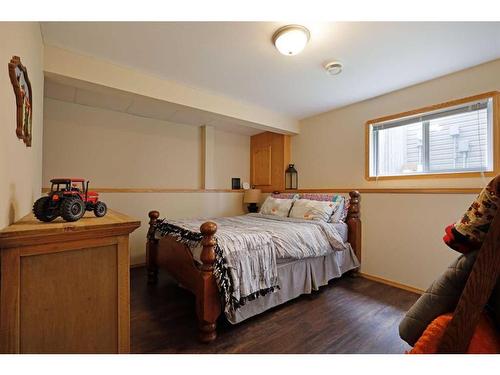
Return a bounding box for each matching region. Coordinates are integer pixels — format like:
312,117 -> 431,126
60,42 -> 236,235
324,61 -> 343,76
272,25 -> 310,56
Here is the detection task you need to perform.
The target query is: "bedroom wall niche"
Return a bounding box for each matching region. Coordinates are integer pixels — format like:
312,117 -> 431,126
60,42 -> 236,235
42,98 -> 250,264
43,99 -> 203,188
293,58 -> 500,290
0,23 -> 44,230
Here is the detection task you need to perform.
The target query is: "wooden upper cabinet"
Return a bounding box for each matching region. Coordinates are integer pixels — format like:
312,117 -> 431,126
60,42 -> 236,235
252,145 -> 272,186
250,132 -> 290,192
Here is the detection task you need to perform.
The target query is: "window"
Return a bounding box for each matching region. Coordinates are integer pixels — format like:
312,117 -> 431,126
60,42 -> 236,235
366,92 -> 499,180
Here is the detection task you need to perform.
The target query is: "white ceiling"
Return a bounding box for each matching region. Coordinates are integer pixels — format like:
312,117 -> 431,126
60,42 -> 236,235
44,74 -> 265,136
40,22 -> 500,119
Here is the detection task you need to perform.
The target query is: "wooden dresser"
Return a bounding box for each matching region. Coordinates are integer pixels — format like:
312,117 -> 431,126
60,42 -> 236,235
0,209 -> 140,354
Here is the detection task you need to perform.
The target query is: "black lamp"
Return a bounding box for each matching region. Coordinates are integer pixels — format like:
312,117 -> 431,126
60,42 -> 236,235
285,164 -> 298,190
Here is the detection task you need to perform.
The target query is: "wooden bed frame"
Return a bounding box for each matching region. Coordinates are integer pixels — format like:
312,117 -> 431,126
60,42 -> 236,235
146,191 -> 362,343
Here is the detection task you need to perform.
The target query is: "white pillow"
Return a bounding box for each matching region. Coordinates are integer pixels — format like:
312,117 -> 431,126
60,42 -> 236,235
260,197 -> 295,217
289,199 -> 335,222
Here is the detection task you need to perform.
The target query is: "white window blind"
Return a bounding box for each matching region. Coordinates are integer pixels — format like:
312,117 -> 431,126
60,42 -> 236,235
368,97 -> 494,178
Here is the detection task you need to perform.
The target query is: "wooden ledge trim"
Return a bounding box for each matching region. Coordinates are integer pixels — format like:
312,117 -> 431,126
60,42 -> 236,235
359,272 -> 424,295
42,187 -> 245,194
41,187 -> 482,195
282,187 -> 482,194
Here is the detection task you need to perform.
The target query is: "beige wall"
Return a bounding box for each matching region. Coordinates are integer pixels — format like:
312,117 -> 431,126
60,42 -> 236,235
43,98 -> 202,188
293,59 -> 500,290
100,192 -> 244,264
214,128 -> 250,189
0,23 -> 44,229
43,98 -> 249,264
361,194 -> 475,290
295,59 -> 500,189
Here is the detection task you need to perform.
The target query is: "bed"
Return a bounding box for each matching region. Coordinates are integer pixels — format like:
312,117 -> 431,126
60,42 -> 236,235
145,191 -> 361,343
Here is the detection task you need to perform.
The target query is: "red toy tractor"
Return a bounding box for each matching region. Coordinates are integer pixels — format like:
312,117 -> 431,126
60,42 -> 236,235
33,178 -> 107,222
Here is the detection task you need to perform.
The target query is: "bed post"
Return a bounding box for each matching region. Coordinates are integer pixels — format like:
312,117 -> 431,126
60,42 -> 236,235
347,191 -> 362,270
197,221 -> 221,343
146,210 -> 160,284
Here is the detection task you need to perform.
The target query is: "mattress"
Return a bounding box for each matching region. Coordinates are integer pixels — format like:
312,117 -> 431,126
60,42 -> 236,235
332,222 -> 348,242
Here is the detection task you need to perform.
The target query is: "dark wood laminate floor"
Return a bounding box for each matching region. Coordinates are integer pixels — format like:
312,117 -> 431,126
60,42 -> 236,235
130,267 -> 419,354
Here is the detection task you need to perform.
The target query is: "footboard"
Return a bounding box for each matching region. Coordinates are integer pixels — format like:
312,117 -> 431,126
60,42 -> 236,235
146,211 -> 222,342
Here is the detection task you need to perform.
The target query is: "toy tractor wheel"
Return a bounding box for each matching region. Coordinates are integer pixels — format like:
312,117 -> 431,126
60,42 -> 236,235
33,197 -> 58,222
94,201 -> 107,217
61,197 -> 85,222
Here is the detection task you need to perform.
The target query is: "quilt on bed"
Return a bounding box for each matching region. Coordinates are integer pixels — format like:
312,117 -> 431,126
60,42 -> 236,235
154,213 -> 349,317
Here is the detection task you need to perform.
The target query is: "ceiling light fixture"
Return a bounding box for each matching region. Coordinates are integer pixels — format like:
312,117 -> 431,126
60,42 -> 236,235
324,61 -> 343,76
272,25 -> 310,56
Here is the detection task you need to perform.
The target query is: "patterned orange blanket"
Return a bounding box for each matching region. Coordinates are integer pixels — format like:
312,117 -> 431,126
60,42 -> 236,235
410,313 -> 500,354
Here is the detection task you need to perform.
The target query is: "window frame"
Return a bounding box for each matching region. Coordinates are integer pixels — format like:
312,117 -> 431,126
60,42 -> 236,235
364,91 -> 500,181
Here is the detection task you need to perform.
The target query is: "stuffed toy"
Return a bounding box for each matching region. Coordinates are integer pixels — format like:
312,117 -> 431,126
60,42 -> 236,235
443,175 -> 499,253
400,175 -> 500,354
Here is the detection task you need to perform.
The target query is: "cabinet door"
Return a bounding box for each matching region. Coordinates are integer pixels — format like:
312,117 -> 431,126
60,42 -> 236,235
252,145 -> 272,186
19,245 -> 119,353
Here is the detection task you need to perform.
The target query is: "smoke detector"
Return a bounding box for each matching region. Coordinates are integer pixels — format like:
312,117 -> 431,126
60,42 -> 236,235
324,61 -> 343,76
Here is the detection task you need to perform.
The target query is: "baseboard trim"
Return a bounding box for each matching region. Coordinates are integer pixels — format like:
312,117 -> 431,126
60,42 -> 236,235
359,272 -> 424,295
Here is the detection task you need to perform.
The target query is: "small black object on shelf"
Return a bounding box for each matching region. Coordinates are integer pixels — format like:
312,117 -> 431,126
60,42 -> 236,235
231,178 -> 241,190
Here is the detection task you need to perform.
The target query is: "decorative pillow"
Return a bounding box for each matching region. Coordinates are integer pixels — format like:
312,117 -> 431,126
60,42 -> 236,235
289,198 -> 336,222
271,192 -> 300,200
443,175 -> 499,254
300,193 -> 346,223
341,198 -> 350,222
260,197 -> 295,217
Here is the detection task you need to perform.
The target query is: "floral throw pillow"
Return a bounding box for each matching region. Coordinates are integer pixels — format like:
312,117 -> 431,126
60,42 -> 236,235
299,193 -> 347,222
289,199 -> 336,222
260,197 -> 295,217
